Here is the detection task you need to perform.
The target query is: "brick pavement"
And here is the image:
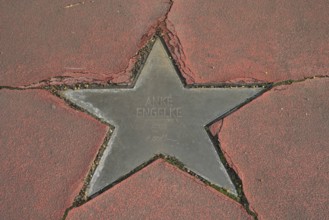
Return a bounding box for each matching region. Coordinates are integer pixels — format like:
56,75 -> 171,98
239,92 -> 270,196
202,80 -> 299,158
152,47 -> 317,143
1,1 -> 328,219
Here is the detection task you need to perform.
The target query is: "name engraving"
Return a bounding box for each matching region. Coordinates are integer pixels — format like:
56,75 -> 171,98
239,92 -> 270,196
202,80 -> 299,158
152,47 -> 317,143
136,96 -> 182,118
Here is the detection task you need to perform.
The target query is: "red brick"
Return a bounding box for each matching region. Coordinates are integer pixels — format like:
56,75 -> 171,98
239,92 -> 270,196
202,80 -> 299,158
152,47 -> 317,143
219,78 -> 329,219
0,89 -> 108,219
0,0 -> 170,87
167,0 -> 329,83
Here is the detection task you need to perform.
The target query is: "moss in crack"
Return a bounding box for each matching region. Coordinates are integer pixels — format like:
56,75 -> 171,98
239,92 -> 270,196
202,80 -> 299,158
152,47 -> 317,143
126,35 -> 157,86
272,75 -> 329,87
160,155 -> 261,219
161,154 -> 239,201
161,154 -> 185,170
45,85 -> 115,213
49,35 -> 329,220
44,82 -> 113,92
72,129 -> 113,207
84,155 -> 161,201
69,153 -> 244,209
217,140 -> 258,219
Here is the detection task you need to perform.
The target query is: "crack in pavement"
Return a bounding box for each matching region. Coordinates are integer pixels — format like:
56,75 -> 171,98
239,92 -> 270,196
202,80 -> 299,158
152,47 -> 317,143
2,1 -> 329,219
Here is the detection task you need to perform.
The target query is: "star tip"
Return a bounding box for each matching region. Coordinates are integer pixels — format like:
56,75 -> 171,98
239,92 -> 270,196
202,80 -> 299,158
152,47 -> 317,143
230,189 -> 238,197
152,37 -> 166,50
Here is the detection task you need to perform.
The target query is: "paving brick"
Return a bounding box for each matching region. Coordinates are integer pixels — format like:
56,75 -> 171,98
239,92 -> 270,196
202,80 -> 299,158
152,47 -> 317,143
219,78 -> 329,219
67,159 -> 251,220
0,0 -> 170,87
0,89 -> 108,219
167,0 -> 329,83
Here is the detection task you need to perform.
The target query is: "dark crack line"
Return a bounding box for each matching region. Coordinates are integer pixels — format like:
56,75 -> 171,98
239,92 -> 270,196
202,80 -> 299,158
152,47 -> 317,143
1,34 -> 328,220
1,33 -> 328,220
56,36 -> 273,220
20,72 -> 327,220
2,73 -> 328,91
0,2 -> 327,218
52,88 -> 114,220
204,84 -> 272,220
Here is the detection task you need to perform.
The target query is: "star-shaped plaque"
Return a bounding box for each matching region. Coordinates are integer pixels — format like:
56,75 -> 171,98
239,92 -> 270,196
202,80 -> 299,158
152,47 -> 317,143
62,39 -> 263,197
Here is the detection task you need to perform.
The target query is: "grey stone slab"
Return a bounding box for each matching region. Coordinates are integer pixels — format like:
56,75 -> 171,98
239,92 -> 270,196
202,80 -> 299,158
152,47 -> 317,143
62,39 -> 264,197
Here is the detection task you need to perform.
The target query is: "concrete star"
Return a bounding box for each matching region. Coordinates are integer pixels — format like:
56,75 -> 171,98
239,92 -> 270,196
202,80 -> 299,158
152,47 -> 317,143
62,39 -> 263,197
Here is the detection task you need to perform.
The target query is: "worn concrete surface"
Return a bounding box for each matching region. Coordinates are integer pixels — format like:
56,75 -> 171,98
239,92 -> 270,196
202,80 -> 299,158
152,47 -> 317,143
0,89 -> 108,219
219,78 -> 329,219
